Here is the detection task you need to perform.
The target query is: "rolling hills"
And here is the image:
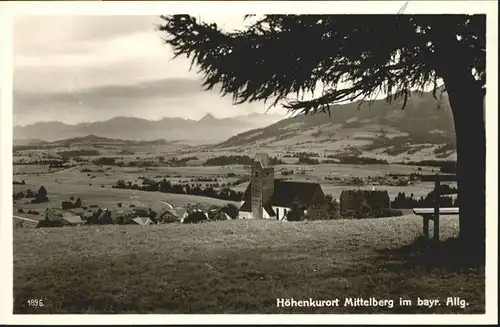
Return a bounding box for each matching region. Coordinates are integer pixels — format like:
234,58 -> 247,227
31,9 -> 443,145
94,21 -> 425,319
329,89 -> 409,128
212,91 -> 456,162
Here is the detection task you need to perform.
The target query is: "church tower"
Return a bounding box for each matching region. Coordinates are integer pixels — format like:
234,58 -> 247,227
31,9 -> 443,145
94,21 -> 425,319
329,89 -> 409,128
250,152 -> 275,219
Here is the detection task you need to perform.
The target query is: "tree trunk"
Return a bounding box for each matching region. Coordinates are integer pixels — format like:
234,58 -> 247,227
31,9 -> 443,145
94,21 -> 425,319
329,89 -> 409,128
442,68 -> 486,263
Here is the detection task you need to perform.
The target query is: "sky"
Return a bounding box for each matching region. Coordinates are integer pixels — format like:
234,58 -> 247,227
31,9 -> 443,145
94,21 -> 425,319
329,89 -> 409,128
13,15 -> 288,126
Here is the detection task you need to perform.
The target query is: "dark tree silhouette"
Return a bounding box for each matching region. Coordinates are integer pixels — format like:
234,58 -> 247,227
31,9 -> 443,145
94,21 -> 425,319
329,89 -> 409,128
159,15 -> 486,260
286,199 -> 305,222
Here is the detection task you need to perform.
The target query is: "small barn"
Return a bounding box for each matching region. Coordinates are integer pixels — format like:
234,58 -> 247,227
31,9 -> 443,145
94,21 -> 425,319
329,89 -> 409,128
158,208 -> 179,223
339,190 -> 391,216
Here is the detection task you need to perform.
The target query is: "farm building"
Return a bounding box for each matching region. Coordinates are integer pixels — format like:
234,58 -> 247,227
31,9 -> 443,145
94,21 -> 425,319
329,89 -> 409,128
239,152 -> 328,220
157,208 -> 180,223
339,190 -> 391,216
37,216 -> 63,228
37,208 -> 80,227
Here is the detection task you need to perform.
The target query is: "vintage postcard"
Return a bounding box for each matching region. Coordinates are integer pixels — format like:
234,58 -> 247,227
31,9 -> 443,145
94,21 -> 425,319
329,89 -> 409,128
0,0 -> 497,325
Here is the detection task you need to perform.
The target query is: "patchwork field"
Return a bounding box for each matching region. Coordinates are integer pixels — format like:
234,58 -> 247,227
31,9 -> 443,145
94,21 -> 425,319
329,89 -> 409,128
13,216 -> 483,314
13,158 -> 447,219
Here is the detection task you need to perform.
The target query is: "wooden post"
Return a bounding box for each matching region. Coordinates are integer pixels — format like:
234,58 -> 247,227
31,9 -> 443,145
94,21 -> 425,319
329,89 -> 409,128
433,176 -> 440,241
423,215 -> 430,238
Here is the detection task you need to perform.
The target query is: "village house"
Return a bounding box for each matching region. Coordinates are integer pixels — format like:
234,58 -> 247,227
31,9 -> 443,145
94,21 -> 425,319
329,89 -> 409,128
238,153 -> 328,220
158,208 -> 181,223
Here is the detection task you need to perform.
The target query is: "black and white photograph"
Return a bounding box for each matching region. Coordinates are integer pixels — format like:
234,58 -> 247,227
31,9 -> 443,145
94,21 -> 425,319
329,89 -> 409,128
0,0 -> 497,324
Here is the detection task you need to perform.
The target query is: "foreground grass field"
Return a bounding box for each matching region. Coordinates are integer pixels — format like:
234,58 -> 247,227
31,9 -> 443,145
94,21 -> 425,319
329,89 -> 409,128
13,215 -> 484,314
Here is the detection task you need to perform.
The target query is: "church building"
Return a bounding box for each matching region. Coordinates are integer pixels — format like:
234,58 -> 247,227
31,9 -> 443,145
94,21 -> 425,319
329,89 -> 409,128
238,153 -> 328,220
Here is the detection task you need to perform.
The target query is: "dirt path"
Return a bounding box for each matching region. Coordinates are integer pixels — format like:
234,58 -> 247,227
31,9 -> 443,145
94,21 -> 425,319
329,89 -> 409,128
13,215 -> 38,223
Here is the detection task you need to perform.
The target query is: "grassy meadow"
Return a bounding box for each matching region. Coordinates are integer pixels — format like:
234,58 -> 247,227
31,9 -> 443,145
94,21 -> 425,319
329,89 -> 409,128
13,216 -> 484,314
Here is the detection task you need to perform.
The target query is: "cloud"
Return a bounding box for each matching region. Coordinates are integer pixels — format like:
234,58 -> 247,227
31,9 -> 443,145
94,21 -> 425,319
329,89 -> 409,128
13,15 -> 286,126
14,16 -> 163,53
13,77 -> 285,126
15,77 -> 205,108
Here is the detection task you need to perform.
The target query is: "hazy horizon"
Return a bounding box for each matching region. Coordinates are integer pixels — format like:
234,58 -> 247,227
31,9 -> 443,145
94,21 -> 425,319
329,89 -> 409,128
13,15 -> 289,126
12,111 -> 287,128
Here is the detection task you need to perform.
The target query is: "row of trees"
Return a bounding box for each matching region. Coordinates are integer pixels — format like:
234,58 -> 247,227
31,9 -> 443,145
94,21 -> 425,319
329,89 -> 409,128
113,179 -> 244,202
203,155 -> 284,166
391,192 -> 458,209
13,159 -> 66,166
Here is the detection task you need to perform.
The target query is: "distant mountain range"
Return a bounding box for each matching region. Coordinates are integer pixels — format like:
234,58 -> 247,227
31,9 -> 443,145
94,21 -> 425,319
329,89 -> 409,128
14,91 -> 458,162
13,113 -> 285,144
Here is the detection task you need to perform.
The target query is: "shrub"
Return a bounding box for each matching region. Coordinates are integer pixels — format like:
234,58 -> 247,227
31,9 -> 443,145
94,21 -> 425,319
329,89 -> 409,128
298,156 -> 319,165
342,210 -> 359,219
25,189 -> 36,198
286,200 -> 306,221
183,211 -> 208,224
62,201 -> 76,210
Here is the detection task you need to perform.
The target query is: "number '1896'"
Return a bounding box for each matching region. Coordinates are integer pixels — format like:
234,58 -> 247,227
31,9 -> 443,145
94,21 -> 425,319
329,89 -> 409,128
27,299 -> 44,307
